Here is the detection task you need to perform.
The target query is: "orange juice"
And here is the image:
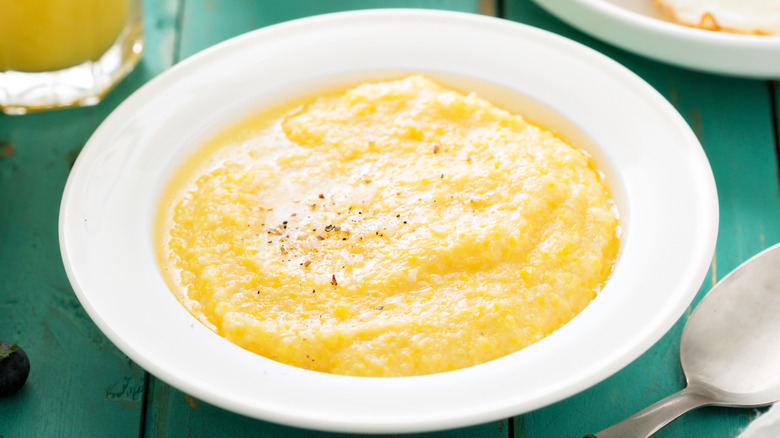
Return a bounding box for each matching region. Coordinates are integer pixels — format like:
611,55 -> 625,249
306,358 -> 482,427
0,0 -> 130,72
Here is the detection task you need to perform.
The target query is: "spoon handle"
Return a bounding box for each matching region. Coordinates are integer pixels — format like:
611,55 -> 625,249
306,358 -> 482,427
584,387 -> 712,438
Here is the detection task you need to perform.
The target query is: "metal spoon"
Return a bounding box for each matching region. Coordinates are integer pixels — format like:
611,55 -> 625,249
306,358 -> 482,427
585,242 -> 780,438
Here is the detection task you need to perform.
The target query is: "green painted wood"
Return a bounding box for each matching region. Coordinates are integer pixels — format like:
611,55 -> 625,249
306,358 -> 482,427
143,3 -> 512,438
505,1 -> 780,437
144,4 -> 510,438
0,0 -> 181,437
177,0 -> 492,59
145,5 -> 509,438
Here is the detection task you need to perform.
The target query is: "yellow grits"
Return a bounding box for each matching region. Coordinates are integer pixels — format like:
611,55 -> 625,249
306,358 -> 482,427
158,75 -> 620,377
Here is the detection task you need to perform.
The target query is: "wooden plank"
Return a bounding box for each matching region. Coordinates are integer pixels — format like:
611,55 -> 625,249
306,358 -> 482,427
505,1 -> 780,437
143,2 -> 511,437
0,1 -> 181,436
177,0 -> 490,59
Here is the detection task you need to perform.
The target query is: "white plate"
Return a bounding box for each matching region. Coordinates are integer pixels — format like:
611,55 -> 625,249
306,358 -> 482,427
531,0 -> 780,78
59,9 -> 718,433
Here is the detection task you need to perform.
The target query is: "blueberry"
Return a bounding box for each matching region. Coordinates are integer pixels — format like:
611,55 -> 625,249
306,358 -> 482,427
0,341 -> 30,397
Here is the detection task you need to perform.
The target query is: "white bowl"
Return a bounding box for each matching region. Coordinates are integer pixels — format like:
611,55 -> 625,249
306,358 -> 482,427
531,0 -> 780,78
59,9 -> 718,433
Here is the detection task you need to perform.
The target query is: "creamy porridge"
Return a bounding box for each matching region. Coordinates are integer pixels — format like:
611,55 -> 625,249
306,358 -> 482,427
157,75 -> 620,377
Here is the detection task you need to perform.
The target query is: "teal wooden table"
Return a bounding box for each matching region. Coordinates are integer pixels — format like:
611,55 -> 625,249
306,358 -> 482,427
1,1 -> 779,437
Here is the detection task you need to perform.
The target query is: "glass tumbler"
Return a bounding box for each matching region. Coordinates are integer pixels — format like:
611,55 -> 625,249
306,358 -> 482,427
0,0 -> 144,115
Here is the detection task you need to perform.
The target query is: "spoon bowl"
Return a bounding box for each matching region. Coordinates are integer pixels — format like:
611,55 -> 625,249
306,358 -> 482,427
588,242 -> 780,437
682,244 -> 780,406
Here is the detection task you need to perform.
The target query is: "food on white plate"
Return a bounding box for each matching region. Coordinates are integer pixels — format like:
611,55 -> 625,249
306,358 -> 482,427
654,0 -> 780,35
